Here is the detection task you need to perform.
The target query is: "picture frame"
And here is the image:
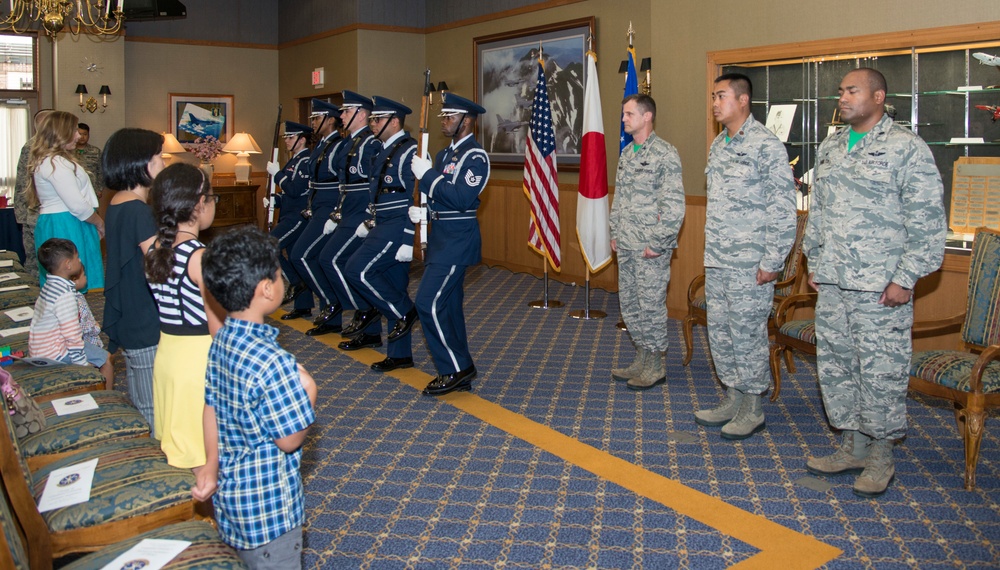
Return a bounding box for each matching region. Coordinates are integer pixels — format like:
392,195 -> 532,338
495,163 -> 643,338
474,17 -> 594,170
168,93 -> 234,145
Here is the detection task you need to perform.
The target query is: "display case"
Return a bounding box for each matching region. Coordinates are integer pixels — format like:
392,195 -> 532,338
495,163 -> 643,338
708,23 -> 1000,252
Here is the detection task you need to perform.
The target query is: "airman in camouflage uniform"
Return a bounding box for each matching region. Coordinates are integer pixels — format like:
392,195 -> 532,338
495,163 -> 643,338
13,139 -> 38,279
610,94 -> 685,391
804,68 -> 945,497
695,73 -> 797,440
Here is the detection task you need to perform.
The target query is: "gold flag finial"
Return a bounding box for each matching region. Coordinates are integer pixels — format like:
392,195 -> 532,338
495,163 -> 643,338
627,21 -> 634,47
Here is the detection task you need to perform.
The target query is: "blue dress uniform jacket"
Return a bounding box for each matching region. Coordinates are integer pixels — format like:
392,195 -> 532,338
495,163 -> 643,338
273,148 -> 312,221
290,132 -> 345,309
345,132 -> 418,359
318,127 -> 381,316
415,133 -> 490,375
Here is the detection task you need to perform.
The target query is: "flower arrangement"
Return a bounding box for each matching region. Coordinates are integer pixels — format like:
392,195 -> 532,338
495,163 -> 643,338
191,135 -> 224,163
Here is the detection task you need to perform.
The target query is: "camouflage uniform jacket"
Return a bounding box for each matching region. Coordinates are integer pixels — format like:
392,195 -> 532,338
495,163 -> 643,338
610,132 -> 685,254
804,113 -> 945,291
13,140 -> 37,226
74,144 -> 103,196
704,114 -> 797,272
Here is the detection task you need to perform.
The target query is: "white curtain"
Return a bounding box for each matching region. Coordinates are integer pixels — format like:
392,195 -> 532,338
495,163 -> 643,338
0,104 -> 29,200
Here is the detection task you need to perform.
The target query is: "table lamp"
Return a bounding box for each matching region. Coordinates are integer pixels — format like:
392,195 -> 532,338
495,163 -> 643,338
160,133 -> 186,162
222,132 -> 262,184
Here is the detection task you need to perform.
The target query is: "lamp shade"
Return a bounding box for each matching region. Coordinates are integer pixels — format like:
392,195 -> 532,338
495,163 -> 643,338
160,133 -> 186,154
98,85 -> 111,95
75,84 -> 88,94
618,60 -> 629,73
640,57 -> 652,72
436,81 -> 449,92
222,132 -> 262,154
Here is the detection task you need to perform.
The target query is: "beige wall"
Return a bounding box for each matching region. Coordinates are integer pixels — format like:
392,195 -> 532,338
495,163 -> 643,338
356,29 -> 426,116
277,30 -> 359,127
51,34 -> 125,149
124,41 -> 279,173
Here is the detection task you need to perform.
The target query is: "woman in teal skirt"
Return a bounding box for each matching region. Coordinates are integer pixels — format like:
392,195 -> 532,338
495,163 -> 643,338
28,111 -> 104,289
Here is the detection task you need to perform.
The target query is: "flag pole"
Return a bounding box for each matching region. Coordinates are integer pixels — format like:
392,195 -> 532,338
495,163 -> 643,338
569,267 -> 606,319
529,256 -> 563,309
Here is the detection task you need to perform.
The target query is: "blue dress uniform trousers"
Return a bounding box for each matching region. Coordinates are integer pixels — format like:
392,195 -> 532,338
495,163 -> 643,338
271,214 -> 313,311
271,149 -> 314,311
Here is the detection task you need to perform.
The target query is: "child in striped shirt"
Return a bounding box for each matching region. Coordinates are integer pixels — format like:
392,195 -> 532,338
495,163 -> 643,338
28,238 -> 114,389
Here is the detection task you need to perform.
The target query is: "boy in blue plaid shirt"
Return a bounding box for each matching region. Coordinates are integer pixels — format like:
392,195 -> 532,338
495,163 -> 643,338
197,227 -> 318,569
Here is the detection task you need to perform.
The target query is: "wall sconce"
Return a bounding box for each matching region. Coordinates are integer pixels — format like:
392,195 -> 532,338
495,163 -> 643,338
98,85 -> 111,112
436,81 -> 449,94
75,84 -> 109,113
160,132 -> 186,162
640,58 -> 652,95
222,132 -> 262,184
427,81 -> 449,105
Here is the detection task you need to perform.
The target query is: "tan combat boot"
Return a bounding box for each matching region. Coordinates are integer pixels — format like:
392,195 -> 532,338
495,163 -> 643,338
806,430 -> 870,476
853,438 -> 895,497
720,392 -> 765,440
627,350 -> 666,391
695,387 -> 744,427
611,346 -> 647,382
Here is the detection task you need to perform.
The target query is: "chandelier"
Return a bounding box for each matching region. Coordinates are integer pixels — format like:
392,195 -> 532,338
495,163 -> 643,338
1,1 -> 124,38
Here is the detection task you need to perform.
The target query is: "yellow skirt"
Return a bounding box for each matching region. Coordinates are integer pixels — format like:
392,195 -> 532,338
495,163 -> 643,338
153,332 -> 211,469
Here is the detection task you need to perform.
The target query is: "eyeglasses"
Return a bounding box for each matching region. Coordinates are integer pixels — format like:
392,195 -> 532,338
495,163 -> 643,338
205,193 -> 220,203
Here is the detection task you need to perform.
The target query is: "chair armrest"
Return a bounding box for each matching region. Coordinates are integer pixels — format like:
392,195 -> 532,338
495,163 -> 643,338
969,344 -> 1000,394
774,292 -> 817,327
911,313 -> 966,336
687,273 -> 706,304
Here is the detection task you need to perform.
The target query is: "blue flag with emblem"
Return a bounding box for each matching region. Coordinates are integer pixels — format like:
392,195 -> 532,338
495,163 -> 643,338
620,47 -> 638,154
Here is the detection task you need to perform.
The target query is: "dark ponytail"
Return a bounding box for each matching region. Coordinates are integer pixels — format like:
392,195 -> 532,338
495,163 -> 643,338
145,163 -> 211,284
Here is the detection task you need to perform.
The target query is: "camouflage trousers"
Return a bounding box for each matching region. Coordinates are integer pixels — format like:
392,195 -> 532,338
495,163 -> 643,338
815,284 -> 913,440
705,267 -> 773,395
21,222 -> 37,279
617,248 -> 670,352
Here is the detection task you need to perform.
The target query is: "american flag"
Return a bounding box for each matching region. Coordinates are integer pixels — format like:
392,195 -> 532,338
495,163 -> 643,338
523,57 -> 561,271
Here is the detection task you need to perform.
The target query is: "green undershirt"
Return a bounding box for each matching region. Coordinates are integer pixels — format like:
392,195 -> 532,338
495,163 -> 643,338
632,142 -> 642,152
848,128 -> 867,151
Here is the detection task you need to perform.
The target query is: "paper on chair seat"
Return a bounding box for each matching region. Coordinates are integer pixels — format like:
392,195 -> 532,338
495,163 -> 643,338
99,539 -> 192,570
0,325 -> 29,338
3,306 -> 32,322
51,393 -> 99,416
37,457 -> 98,512
0,260 -> 12,268
0,273 -> 19,282
0,284 -> 29,292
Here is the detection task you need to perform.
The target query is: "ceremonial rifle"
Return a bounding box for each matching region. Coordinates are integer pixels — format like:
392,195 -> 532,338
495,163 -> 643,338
266,104 -> 282,229
416,69 -> 431,254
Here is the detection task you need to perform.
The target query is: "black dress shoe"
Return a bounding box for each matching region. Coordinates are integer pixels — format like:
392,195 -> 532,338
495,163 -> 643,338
422,365 -> 477,396
371,356 -> 414,372
341,308 -> 381,338
283,283 -> 307,305
387,307 -> 419,342
337,334 -> 382,351
306,322 -> 343,336
312,303 -> 342,326
280,308 -> 313,321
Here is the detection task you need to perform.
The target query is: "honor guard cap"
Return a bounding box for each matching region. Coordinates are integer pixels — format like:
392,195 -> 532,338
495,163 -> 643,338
310,99 -> 340,118
370,96 -> 412,119
341,90 -> 374,111
282,121 -> 313,138
439,93 -> 486,117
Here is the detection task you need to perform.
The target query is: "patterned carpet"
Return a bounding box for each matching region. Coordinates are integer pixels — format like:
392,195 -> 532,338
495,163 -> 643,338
97,263 -> 1000,569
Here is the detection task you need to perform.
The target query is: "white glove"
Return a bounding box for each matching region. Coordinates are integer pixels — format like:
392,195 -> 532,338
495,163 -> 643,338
395,244 -> 413,262
411,155 -> 432,179
323,219 -> 337,235
263,196 -> 269,209
266,161 -> 280,176
409,206 -> 427,224
355,222 -> 369,238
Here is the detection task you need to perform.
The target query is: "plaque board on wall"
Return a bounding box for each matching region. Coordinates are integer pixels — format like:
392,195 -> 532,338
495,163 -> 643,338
949,157 -> 1000,238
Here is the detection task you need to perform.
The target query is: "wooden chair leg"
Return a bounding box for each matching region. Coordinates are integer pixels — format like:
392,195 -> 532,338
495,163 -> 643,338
769,343 -> 782,402
784,347 -> 796,374
957,405 -> 986,491
682,315 -> 695,366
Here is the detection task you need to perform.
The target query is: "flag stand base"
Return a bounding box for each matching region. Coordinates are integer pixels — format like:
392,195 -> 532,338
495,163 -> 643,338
616,321 -> 628,330
529,258 -> 562,309
569,272 -> 605,319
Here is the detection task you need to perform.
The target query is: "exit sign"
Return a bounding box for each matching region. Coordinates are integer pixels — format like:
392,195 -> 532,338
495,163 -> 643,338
312,67 -> 324,89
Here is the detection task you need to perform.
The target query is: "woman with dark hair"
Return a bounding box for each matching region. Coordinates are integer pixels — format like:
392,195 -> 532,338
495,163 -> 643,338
28,110 -> 104,288
145,163 -> 222,473
101,128 -> 164,426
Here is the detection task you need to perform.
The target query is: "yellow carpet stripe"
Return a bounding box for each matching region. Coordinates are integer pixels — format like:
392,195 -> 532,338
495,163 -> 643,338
276,310 -> 842,568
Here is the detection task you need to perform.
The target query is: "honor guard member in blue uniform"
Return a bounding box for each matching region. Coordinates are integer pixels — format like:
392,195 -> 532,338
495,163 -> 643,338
316,91 -> 384,343
342,96 -> 418,370
409,93 -> 490,395
290,98 -> 346,336
266,121 -> 315,321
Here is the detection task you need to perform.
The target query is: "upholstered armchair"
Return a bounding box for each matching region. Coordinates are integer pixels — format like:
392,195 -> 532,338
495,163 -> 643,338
682,209 -> 809,366
768,292 -> 817,401
908,227 -> 1000,490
